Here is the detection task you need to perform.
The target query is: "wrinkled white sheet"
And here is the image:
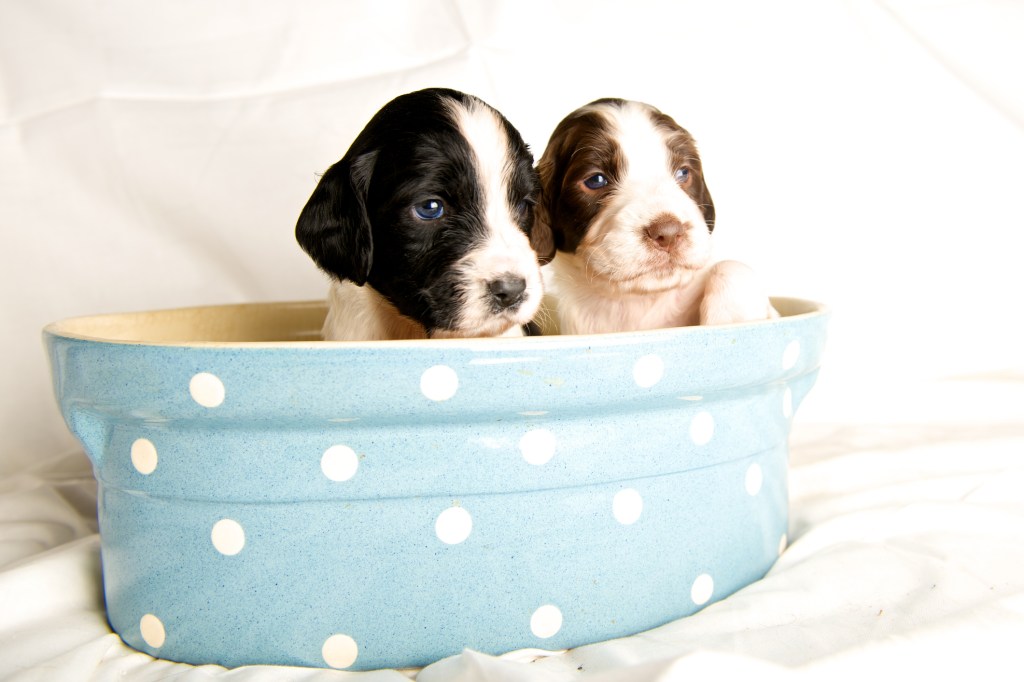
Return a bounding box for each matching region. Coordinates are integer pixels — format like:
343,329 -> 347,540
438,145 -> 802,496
3,0 -> 1023,679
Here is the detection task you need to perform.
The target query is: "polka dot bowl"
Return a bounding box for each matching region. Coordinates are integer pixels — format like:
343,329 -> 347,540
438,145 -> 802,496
43,297 -> 829,671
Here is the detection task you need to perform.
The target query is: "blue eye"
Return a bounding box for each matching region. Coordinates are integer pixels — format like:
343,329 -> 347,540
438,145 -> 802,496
674,168 -> 690,183
583,173 -> 608,190
412,199 -> 444,221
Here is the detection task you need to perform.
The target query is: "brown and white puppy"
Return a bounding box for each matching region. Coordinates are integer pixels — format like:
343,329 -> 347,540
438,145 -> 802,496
297,88 -> 554,341
535,98 -> 776,335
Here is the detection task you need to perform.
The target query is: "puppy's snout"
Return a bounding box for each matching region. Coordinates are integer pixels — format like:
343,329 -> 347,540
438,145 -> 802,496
644,217 -> 688,252
487,274 -> 527,309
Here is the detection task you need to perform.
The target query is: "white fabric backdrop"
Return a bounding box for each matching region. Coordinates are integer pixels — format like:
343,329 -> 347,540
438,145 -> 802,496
2,1 -> 1023,680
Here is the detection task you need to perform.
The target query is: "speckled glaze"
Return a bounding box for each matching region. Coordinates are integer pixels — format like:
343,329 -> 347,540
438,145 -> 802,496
44,298 -> 829,671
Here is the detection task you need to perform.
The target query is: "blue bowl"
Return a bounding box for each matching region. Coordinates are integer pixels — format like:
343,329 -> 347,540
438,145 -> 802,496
43,298 -> 829,671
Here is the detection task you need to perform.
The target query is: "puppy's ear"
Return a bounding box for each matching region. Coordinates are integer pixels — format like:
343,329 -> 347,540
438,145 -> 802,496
530,197 -> 556,265
295,151 -> 378,285
696,179 -> 716,233
533,157 -> 563,260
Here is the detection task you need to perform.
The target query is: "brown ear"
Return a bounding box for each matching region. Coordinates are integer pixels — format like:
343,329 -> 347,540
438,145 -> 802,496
695,174 -> 715,233
531,153 -> 562,263
530,194 -> 556,265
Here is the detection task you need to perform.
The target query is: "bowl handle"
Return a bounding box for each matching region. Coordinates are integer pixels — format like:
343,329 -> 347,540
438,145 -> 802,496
66,408 -> 109,467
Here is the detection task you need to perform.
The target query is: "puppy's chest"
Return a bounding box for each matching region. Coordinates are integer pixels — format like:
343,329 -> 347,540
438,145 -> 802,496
549,281 -> 703,334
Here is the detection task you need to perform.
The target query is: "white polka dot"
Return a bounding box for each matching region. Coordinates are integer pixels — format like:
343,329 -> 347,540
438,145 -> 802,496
211,518 -> 245,556
321,445 -> 359,482
613,488 -> 643,525
691,573 -> 714,606
435,506 -> 472,545
783,387 -> 793,418
519,429 -> 556,466
131,438 -> 158,475
420,365 -> 459,401
779,534 -> 789,556
530,604 -> 563,639
633,354 -> 664,388
689,411 -> 715,446
140,613 -> 166,648
782,340 -> 801,371
189,372 -> 225,408
745,463 -> 763,496
322,633 -> 359,669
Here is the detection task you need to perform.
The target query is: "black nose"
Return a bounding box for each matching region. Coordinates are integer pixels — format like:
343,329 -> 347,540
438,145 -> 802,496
488,275 -> 527,309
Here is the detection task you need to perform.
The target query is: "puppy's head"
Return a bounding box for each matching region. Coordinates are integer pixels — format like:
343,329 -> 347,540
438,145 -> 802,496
297,88 -> 554,337
536,98 -> 715,294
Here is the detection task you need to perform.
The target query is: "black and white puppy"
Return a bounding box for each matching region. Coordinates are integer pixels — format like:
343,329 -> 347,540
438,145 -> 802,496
297,88 -> 554,340
535,98 -> 777,335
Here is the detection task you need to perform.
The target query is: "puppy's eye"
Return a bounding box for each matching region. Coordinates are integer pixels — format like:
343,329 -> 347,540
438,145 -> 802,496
412,199 -> 444,221
674,168 -> 691,184
582,173 -> 609,190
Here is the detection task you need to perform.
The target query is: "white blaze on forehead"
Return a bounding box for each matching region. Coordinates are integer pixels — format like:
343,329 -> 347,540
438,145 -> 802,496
599,101 -> 707,230
448,99 -> 515,222
444,97 -> 543,333
447,98 -> 530,264
608,101 -> 674,185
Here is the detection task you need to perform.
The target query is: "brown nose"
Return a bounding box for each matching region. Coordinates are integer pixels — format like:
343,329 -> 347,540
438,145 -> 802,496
644,217 -> 687,251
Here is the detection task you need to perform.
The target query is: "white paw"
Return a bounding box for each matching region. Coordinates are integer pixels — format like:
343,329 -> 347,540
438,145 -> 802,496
700,260 -> 777,325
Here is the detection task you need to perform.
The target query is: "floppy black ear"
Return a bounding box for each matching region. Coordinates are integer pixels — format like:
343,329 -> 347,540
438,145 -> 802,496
295,151 -> 378,285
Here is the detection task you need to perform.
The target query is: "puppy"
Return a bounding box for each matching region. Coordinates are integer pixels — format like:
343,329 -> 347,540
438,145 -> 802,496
535,98 -> 777,335
297,88 -> 554,341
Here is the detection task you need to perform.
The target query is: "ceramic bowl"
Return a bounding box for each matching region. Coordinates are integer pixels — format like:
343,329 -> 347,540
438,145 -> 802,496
44,298 -> 829,671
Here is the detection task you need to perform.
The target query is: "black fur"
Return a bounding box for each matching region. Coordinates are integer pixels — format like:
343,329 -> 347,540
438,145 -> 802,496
296,88 -> 552,334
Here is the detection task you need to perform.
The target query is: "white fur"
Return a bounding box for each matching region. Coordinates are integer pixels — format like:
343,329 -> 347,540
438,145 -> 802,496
543,258 -> 777,335
324,280 -> 425,341
324,281 -> 527,341
544,101 -> 776,335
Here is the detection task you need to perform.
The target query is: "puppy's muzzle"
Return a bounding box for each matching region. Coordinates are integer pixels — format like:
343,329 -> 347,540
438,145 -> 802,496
487,274 -> 528,311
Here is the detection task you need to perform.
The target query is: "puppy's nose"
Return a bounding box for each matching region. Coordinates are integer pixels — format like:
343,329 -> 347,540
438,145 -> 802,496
644,218 -> 687,251
488,275 -> 527,309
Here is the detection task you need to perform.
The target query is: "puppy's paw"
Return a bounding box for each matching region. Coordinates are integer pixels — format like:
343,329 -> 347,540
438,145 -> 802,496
699,260 -> 777,325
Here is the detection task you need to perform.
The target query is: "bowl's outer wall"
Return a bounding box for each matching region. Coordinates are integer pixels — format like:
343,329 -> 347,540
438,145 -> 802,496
44,301 -> 829,670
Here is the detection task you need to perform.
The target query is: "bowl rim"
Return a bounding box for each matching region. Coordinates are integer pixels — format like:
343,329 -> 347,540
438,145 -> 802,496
43,296 -> 830,350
